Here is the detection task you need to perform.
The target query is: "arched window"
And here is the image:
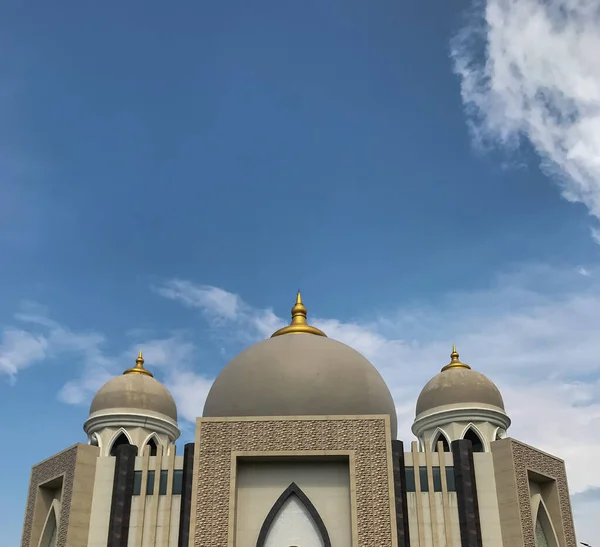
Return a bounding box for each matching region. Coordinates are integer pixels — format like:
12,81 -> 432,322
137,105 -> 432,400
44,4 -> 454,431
110,433 -> 131,456
432,431 -> 450,452
463,427 -> 484,453
257,482 -> 331,547
146,436 -> 158,457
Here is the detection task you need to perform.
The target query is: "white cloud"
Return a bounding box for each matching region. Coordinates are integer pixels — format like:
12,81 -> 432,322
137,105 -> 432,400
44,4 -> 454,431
155,280 -> 242,319
165,371 -> 214,423
0,305 -> 109,384
0,328 -> 47,381
572,488 -> 600,544
155,279 -> 281,342
452,0 -> 600,233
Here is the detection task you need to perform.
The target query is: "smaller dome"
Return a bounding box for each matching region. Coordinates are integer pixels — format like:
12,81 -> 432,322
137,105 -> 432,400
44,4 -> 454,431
416,347 -> 504,417
89,352 -> 178,421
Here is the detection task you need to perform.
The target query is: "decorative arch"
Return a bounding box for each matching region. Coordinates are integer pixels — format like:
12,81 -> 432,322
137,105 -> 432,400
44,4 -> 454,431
142,433 -> 161,456
38,499 -> 60,547
256,482 -> 331,547
533,497 -> 560,547
494,427 -> 506,441
431,428 -> 451,452
461,424 -> 486,453
109,428 -> 133,457
89,432 -> 101,449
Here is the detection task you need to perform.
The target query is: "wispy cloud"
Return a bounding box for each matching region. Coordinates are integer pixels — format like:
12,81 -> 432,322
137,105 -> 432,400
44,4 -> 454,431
0,329 -> 47,381
452,0 -> 600,236
155,279 -> 281,342
0,303 -> 109,384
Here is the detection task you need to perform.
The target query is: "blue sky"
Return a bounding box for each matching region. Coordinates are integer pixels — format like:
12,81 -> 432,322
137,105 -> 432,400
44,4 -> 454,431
2,0 -> 600,544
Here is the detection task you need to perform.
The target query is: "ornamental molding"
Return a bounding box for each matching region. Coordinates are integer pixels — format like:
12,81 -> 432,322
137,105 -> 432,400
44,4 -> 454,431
412,406 -> 511,438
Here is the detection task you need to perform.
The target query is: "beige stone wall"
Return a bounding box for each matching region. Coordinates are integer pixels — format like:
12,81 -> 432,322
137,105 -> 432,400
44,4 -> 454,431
128,447 -> 183,547
491,438 -> 577,547
21,443 -> 99,547
405,443 -> 460,547
86,457 -> 115,547
234,459 -> 351,547
190,415 -> 398,547
473,452 -> 503,547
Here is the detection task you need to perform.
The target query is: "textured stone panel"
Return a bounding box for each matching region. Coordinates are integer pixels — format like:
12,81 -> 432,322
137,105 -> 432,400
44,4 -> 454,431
510,440 -> 577,547
21,446 -> 78,547
193,417 -> 394,547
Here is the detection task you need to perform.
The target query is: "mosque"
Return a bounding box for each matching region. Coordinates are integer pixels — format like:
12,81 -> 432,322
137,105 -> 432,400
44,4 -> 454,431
21,293 -> 578,547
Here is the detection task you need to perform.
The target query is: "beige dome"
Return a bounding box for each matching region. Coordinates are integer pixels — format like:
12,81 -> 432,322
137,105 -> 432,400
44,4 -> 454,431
416,348 -> 504,417
89,352 -> 178,422
203,293 -> 397,438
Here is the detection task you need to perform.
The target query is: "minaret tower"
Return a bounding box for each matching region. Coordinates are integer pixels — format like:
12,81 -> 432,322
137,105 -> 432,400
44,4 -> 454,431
84,351 -> 180,456
412,346 -> 510,452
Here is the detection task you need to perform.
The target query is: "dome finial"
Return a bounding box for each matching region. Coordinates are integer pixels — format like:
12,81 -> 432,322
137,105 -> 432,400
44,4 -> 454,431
441,345 -> 471,372
123,350 -> 154,377
271,291 -> 327,337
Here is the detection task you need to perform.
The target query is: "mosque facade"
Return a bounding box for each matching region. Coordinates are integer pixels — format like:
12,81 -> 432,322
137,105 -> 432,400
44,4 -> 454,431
21,294 -> 578,547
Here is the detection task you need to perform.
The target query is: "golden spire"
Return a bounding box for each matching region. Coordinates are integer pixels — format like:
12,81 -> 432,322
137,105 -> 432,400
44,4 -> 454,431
271,291 -> 327,338
123,350 -> 154,377
441,345 -> 471,372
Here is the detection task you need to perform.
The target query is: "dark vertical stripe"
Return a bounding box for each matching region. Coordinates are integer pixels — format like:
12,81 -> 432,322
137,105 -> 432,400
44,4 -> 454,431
451,440 -> 483,547
177,443 -> 195,547
107,444 -> 138,547
391,440 -> 411,547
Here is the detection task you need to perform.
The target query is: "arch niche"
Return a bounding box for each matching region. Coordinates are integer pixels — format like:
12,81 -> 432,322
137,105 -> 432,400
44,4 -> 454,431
256,482 -> 331,547
462,426 -> 485,453
431,429 -> 450,452
109,431 -> 131,456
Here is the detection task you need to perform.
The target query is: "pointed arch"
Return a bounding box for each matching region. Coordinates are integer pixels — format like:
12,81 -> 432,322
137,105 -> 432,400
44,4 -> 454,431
461,424 -> 485,453
142,433 -> 160,456
534,497 -> 560,547
431,428 -> 451,452
256,482 -> 331,547
38,499 -> 60,547
89,432 -> 101,449
494,427 -> 506,441
109,428 -> 132,457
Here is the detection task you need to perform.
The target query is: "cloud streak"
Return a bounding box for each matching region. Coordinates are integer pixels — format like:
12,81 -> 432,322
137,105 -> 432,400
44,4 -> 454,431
452,0 -> 600,236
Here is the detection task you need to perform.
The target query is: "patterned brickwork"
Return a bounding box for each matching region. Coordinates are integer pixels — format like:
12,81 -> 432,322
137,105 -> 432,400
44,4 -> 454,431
511,440 -> 577,547
21,446 -> 78,547
193,417 -> 395,547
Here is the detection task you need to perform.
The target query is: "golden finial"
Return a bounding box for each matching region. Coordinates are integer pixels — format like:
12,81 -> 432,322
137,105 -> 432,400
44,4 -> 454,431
123,350 -> 154,377
441,345 -> 471,372
271,291 -> 327,337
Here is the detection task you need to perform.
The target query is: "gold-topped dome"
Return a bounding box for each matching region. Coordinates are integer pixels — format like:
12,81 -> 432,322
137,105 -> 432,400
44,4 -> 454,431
89,351 -> 177,421
271,291 -> 327,338
123,351 -> 154,377
441,345 -> 471,372
415,346 -> 505,417
204,291 -> 397,438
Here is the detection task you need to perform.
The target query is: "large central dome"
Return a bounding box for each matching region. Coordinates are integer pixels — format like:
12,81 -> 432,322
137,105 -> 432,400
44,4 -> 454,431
202,293 -> 398,438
